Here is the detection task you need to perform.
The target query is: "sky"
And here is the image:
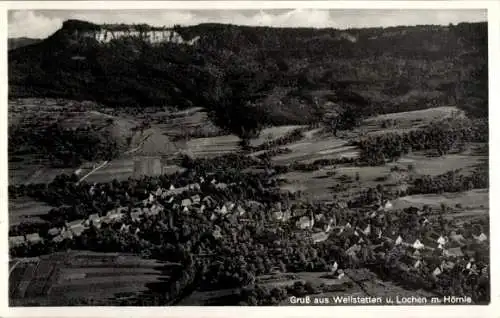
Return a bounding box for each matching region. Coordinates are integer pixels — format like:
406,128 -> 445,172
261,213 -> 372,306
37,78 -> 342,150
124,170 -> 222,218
8,9 -> 487,39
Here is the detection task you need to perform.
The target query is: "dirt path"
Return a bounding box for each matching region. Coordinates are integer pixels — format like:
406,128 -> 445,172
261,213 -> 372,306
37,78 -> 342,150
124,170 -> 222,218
77,161 -> 109,184
124,132 -> 153,155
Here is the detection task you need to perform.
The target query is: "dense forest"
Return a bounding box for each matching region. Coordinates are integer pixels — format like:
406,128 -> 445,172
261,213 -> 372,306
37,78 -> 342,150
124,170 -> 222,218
9,21 -> 488,123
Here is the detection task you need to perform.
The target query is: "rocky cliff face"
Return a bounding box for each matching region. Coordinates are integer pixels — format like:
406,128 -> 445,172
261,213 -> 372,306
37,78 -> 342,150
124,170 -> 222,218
78,29 -> 200,45
59,19 -> 200,46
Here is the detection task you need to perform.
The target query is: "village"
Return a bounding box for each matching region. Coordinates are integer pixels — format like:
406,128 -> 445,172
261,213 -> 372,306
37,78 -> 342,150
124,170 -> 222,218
9,164 -> 490,303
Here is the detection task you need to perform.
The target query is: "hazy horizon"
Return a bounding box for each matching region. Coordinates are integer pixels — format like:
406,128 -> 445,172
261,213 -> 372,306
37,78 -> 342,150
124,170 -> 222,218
8,9 -> 487,39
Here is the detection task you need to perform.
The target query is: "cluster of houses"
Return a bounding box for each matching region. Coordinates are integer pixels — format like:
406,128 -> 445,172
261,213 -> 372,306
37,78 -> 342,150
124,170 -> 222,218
274,197 -> 489,281
9,170 -> 489,288
9,177 -> 249,248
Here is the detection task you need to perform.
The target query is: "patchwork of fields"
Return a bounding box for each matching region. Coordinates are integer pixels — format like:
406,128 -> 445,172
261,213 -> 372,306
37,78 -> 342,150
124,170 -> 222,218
9,251 -> 175,306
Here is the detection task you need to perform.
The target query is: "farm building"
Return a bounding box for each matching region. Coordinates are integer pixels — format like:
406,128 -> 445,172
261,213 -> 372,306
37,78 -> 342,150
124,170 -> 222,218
86,213 -> 101,228
70,224 -> 87,237
312,231 -> 329,243
48,227 -> 61,236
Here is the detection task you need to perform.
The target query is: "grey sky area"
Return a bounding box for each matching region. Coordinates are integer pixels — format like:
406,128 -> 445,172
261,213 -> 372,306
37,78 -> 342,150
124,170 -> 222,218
8,9 -> 487,39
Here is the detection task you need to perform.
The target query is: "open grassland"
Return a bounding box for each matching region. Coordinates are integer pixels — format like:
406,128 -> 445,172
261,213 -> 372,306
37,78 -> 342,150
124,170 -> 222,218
392,188 -> 489,211
277,144 -> 487,203
389,153 -> 487,176
9,198 -> 53,226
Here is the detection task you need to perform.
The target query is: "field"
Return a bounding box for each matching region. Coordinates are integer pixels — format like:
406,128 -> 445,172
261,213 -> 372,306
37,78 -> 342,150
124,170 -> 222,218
9,198 -> 53,226
363,106 -> 464,127
272,137 -> 357,164
83,158 -> 134,183
9,159 -> 77,185
392,188 -> 489,211
9,251 -> 176,306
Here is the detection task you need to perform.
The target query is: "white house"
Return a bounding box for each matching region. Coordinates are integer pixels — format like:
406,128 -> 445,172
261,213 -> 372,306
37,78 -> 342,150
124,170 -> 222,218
395,236 -> 403,245
384,200 -> 393,210
48,227 -> 61,236
219,205 -> 228,215
437,236 -> 447,245
182,198 -> 192,207
412,239 -> 424,250
312,232 -> 329,243
236,205 -> 246,216
363,224 -> 371,235
432,267 -> 442,277
474,233 -> 488,242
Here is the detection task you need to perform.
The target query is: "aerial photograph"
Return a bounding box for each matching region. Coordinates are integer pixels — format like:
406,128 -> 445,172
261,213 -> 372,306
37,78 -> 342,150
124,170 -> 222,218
7,8 -> 489,306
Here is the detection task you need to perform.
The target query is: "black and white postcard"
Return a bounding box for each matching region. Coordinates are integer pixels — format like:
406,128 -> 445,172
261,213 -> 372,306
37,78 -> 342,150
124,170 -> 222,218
1,1 -> 498,318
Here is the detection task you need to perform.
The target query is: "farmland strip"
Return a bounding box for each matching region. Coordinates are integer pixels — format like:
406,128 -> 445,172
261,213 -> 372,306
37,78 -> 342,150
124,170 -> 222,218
15,262 -> 39,298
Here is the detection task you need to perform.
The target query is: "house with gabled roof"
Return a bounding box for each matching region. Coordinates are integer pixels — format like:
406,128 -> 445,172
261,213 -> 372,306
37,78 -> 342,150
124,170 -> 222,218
120,224 -> 131,233
383,200 -> 393,210
66,219 -> 84,229
225,201 -> 235,212
312,232 -> 329,243
236,205 -> 246,216
432,266 -> 443,277
346,244 -> 361,256
474,233 -> 488,243
395,235 -> 403,246
70,224 -> 86,237
444,247 -> 464,258
104,207 -> 126,221
48,227 -> 61,237
412,239 -> 424,250
85,213 -> 101,228
181,198 -> 192,207
437,235 -> 447,246
191,194 -> 201,205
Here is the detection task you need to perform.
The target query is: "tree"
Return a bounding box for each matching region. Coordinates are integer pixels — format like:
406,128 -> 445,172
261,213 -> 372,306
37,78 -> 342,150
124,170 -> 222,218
204,51 -> 270,149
